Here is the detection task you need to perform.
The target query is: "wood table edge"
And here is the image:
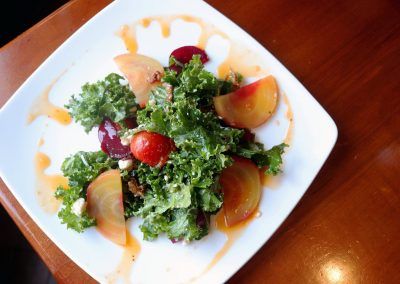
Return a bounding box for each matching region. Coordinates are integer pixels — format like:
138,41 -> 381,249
0,0 -> 110,282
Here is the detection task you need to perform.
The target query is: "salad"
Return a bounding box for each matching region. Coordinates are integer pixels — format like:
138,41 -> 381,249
55,45 -> 287,245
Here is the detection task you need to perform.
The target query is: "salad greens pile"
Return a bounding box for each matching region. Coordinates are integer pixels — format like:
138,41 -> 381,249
66,73 -> 137,133
56,55 -> 287,241
55,151 -> 116,232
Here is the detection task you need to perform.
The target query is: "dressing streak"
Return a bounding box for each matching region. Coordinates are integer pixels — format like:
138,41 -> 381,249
283,94 -> 294,144
38,137 -> 45,147
107,230 -> 141,284
217,44 -> 264,79
260,166 -> 281,189
27,74 -> 71,125
261,94 -> 293,188
118,25 -> 138,54
202,210 -> 257,274
34,152 -> 68,214
118,15 -> 266,80
138,15 -> 227,47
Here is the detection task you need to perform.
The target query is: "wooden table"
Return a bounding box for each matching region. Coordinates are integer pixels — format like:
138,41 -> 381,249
1,0 -> 399,282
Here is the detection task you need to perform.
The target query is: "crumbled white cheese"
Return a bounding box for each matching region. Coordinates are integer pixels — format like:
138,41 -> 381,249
118,159 -> 133,170
72,198 -> 87,216
120,136 -> 132,146
133,127 -> 142,134
119,78 -> 129,86
120,129 -> 135,145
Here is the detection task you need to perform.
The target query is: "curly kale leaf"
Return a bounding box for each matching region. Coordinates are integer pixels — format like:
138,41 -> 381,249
134,87 -> 243,240
162,55 -> 219,108
66,73 -> 137,132
236,142 -> 288,175
55,151 -> 117,232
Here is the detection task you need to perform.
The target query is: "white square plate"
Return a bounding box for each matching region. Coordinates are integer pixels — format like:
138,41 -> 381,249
0,0 -> 337,283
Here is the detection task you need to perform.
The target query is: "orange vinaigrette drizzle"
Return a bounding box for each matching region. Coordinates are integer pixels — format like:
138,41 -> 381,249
107,230 -> 141,284
27,73 -> 71,125
116,15 -> 267,79
283,93 -> 294,144
34,152 -> 68,214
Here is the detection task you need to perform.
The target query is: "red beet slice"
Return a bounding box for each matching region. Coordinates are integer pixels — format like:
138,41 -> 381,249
169,65 -> 183,74
196,211 -> 208,228
242,129 -> 255,142
124,117 -> 138,129
170,238 -> 182,244
98,118 -> 131,159
169,46 -> 209,72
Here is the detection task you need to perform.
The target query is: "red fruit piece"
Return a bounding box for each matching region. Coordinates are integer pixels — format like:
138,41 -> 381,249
130,131 -> 175,167
98,118 -> 131,159
169,46 -> 209,72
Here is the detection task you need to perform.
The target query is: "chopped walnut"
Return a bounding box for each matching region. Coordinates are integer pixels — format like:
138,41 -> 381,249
162,83 -> 174,102
148,71 -> 162,83
128,178 -> 145,197
167,92 -> 173,102
226,68 -> 241,90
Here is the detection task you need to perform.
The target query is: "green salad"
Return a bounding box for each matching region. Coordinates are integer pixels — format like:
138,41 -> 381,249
55,48 -> 287,243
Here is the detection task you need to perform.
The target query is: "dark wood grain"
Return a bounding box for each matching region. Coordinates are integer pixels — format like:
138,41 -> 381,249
1,0 -> 399,283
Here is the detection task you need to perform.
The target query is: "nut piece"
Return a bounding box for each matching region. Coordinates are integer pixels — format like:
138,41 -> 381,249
226,68 -> 241,90
128,178 -> 145,197
162,83 -> 174,102
121,137 -> 131,146
148,71 -> 162,83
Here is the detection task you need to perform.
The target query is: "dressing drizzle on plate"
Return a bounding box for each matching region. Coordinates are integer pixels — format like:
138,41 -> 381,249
34,151 -> 68,214
117,14 -> 266,79
27,74 -> 71,125
106,229 -> 141,284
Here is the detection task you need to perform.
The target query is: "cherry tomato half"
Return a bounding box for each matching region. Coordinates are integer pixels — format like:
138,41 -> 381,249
130,131 -> 175,167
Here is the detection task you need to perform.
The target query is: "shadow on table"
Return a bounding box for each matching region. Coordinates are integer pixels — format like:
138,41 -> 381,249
0,0 -> 68,47
0,1 -> 68,283
0,205 -> 56,284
